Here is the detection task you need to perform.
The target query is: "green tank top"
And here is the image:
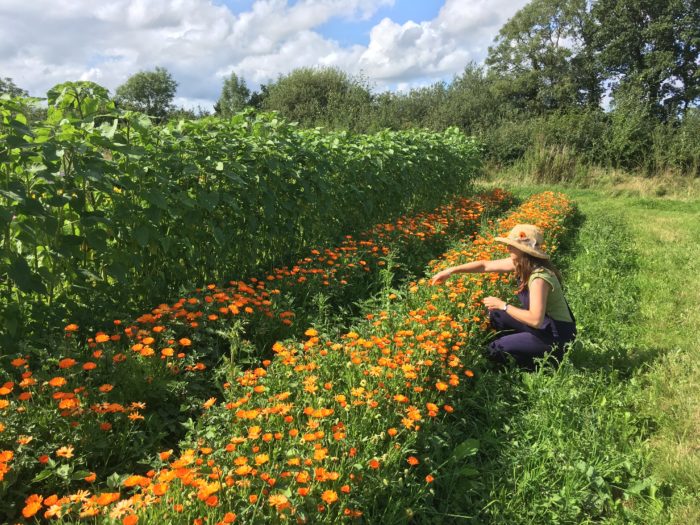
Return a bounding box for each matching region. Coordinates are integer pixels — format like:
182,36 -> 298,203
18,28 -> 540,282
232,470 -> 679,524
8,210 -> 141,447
528,268 -> 573,323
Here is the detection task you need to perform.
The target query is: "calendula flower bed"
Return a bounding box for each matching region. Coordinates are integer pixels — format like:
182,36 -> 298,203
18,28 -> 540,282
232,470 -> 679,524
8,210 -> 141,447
0,190 -> 514,520
13,192 -> 573,524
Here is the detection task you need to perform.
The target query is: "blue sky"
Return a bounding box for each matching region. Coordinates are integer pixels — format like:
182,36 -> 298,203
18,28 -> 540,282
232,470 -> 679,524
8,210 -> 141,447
2,0 -> 529,108
316,1 -> 443,47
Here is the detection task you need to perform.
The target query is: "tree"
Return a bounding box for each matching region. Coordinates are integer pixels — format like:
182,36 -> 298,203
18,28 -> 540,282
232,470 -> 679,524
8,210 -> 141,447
444,63 -> 511,133
115,67 -> 178,120
486,0 -> 602,114
0,77 -> 28,97
262,67 -> 372,131
592,0 -> 700,119
214,72 -> 250,118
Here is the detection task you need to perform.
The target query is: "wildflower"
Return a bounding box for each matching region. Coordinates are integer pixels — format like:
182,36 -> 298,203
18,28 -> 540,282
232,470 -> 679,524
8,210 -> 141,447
268,493 -> 290,512
321,490 -> 338,504
22,494 -> 43,518
56,446 -> 74,459
58,358 -> 77,369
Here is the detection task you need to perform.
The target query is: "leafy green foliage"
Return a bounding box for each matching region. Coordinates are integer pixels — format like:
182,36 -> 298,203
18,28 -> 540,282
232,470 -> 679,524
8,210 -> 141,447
115,66 -> 178,120
592,0 -> 700,119
0,77 -> 28,98
214,71 -> 251,118
262,67 -> 373,131
0,86 -> 481,350
486,0 -> 601,113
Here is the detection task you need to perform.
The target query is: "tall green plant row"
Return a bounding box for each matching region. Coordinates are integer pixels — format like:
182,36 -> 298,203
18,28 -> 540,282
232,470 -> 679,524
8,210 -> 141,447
0,82 -> 481,349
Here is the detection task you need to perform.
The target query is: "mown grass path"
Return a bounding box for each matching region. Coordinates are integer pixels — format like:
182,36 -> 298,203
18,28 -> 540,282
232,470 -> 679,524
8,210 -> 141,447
463,184 -> 699,524
568,190 -> 700,524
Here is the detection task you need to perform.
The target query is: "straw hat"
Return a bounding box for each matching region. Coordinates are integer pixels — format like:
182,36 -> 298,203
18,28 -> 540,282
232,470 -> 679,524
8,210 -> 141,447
495,224 -> 549,259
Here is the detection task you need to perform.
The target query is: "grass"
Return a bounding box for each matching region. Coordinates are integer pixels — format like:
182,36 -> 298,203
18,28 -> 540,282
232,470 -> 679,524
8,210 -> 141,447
447,171 -> 700,524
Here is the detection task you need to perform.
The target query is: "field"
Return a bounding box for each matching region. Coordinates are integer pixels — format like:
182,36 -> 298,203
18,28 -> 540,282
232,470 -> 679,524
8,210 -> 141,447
2,94 -> 699,523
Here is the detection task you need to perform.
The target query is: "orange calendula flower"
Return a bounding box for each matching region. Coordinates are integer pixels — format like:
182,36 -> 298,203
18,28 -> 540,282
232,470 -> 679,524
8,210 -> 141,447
94,334 -> 110,343
368,459 -> 380,469
178,338 -> 192,347
321,490 -> 338,505
58,358 -> 77,369
202,397 -> 216,410
407,456 -> 420,466
48,377 -> 66,388
22,495 -> 43,518
268,493 -> 290,511
64,324 -> 79,332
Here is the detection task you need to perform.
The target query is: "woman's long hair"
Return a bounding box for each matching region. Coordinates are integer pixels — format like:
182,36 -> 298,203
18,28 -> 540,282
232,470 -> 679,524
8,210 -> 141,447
514,252 -> 563,293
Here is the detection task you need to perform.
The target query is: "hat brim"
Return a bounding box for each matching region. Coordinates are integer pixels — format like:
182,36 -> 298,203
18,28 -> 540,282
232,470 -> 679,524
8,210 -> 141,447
494,237 -> 550,259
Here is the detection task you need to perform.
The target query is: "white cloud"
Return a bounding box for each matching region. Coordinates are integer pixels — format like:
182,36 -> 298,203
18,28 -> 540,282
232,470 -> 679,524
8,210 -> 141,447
0,0 -> 529,109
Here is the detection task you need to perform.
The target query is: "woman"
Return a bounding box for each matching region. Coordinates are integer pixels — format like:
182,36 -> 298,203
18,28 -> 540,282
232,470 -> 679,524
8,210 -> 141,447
430,224 -> 576,369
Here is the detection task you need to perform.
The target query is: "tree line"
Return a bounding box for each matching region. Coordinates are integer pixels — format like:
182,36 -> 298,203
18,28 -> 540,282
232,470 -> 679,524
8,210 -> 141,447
3,0 -> 698,177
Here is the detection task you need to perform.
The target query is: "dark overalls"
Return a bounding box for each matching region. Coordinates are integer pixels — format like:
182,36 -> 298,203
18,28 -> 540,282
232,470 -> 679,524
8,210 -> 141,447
486,286 -> 576,369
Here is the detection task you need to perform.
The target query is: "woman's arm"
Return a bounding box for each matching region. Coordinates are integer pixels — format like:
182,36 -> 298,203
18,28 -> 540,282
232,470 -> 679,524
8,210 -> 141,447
483,278 -> 550,328
430,257 -> 514,285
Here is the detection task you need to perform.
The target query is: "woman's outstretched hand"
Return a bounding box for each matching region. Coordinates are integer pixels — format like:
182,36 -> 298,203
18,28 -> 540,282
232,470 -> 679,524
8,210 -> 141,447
483,296 -> 507,311
430,268 -> 453,285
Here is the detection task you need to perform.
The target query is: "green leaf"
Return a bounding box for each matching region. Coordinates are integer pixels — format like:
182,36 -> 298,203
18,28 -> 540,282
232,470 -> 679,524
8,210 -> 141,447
144,191 -> 168,210
8,257 -> 47,294
56,464 -> 72,479
106,472 -> 123,490
458,466 -> 479,478
134,225 -> 150,247
451,438 -> 480,460
32,469 -> 54,483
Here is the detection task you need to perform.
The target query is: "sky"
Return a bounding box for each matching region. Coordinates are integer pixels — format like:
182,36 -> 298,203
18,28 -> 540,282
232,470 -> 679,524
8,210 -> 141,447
1,0 -> 530,110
